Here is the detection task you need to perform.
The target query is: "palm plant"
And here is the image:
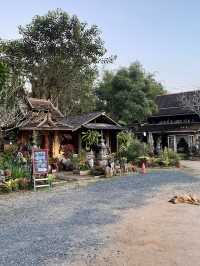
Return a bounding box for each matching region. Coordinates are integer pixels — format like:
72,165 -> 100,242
117,130 -> 134,156
82,130 -> 101,151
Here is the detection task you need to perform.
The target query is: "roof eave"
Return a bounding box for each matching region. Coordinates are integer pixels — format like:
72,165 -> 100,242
72,112 -> 121,131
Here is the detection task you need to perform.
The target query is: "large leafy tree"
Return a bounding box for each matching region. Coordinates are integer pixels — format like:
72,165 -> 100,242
0,62 -> 7,92
96,62 -> 165,124
0,63 -> 24,146
0,9 -> 112,115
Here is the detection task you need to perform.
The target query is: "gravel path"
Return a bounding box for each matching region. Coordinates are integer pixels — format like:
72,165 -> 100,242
0,169 -> 199,266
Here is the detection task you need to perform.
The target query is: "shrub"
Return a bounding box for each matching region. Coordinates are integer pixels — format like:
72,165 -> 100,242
117,131 -> 134,154
167,148 -> 180,164
156,148 -> 180,167
79,163 -> 90,171
0,182 -> 12,193
0,152 -> 14,170
47,174 -> 56,187
12,179 -> 20,191
11,165 -> 28,179
78,150 -> 87,164
2,179 -> 18,192
125,139 -> 146,162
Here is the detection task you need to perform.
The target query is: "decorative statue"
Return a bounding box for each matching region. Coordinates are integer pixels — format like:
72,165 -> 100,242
156,137 -> 162,154
97,138 -> 109,167
195,137 -> 200,155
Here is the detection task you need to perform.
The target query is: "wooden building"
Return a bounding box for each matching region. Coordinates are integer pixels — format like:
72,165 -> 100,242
132,91 -> 200,153
11,97 -> 121,158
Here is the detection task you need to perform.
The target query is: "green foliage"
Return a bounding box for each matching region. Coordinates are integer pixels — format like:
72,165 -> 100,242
0,177 -> 30,193
47,174 -> 56,186
0,151 -> 31,179
79,163 -> 90,171
11,165 -> 28,179
96,62 -> 165,124
70,154 -> 79,169
78,150 -> 87,164
0,9 -> 112,115
70,151 -> 89,171
82,130 -> 101,150
126,140 -> 149,163
0,62 -> 8,91
117,131 -> 149,163
0,183 -> 12,193
3,180 -> 13,192
0,152 -> 31,193
155,148 -> 180,167
117,131 -> 133,154
0,149 -> 20,170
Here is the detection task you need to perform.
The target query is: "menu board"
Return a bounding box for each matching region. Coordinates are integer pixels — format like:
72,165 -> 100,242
32,149 -> 48,174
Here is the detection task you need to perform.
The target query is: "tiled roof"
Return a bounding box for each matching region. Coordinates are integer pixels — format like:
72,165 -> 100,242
17,111 -> 72,131
63,112 -> 106,129
134,122 -> 200,133
153,91 -> 197,117
17,99 -> 121,131
27,98 -> 64,118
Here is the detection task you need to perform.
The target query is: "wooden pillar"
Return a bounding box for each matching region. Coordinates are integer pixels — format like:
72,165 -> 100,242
168,135 -> 177,152
53,131 -> 60,158
188,135 -> 194,148
21,132 -> 25,144
44,132 -> 49,150
174,135 -> 177,152
105,133 -> 110,147
78,132 -> 82,153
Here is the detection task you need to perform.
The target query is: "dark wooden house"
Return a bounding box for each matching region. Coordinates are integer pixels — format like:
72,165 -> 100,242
132,91 -> 200,153
11,97 -> 121,158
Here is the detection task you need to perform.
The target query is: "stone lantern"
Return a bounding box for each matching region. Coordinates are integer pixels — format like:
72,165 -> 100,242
97,138 -> 109,167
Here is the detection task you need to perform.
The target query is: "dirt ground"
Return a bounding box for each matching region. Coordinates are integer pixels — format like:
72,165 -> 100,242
1,168 -> 200,266
85,164 -> 200,266
71,185 -> 200,266
181,160 -> 200,177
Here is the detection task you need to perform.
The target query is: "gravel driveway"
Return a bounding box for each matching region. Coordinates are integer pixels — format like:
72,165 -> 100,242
0,169 -> 199,266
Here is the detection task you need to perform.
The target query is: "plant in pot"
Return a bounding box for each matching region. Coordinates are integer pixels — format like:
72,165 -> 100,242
79,162 -> 91,176
82,130 -> 101,167
47,174 -> 56,187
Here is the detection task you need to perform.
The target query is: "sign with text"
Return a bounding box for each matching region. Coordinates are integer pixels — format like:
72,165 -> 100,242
32,149 -> 48,174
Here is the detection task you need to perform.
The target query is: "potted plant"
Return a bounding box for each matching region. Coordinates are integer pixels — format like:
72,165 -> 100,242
82,130 -> 101,165
71,153 -> 91,176
82,130 -> 101,151
79,163 -> 91,176
47,174 -> 56,187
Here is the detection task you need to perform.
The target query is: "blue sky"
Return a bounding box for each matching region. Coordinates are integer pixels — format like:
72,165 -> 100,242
0,0 -> 200,92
